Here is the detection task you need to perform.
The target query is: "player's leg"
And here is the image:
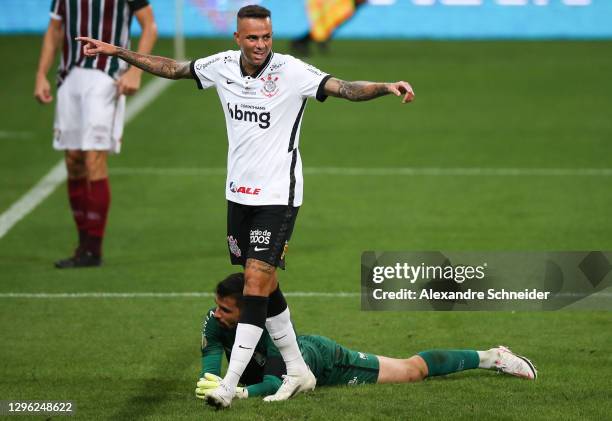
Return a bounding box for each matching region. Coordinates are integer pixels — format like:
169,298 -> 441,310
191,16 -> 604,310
209,257 -> 273,408
80,67 -> 123,264
83,150 -> 110,260
54,150 -> 89,267
257,206 -> 315,401
266,279 -> 310,376
53,69 -> 93,268
377,346 -> 537,383
206,203 -> 272,408
376,355 -> 428,383
55,149 -> 108,268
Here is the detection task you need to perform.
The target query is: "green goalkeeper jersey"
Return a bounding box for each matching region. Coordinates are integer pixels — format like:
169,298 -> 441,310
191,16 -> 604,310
200,310 -> 380,396
200,308 -> 285,395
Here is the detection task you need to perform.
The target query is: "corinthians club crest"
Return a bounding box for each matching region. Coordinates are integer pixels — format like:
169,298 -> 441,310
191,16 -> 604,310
260,74 -> 279,97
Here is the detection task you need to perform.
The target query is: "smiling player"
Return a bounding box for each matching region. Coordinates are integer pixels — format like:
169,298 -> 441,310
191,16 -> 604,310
76,4 -> 415,409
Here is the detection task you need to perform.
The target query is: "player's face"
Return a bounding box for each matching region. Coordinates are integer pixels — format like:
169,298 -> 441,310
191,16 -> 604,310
234,17 -> 273,70
213,295 -> 241,329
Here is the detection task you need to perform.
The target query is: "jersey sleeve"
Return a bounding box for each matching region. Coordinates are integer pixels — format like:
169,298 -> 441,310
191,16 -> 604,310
190,53 -> 224,90
50,0 -> 64,20
288,57 -> 332,102
245,375 -> 283,397
127,0 -> 150,12
200,309 -> 224,377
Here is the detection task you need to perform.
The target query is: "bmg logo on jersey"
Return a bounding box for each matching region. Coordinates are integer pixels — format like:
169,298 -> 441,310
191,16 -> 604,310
250,229 -> 271,245
227,103 -> 271,129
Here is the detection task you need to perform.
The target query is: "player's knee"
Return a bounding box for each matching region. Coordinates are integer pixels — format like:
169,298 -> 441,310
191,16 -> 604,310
85,151 -> 108,179
244,263 -> 276,296
65,151 -> 86,178
405,356 -> 427,381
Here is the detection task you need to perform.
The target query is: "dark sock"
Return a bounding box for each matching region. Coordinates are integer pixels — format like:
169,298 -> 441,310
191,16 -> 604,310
68,178 -> 88,250
87,178 -> 110,256
418,350 -> 480,377
267,286 -> 288,318
240,295 -> 269,329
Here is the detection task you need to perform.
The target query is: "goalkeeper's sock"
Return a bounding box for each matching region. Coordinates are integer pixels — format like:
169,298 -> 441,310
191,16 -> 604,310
266,287 -> 308,376
223,295 -> 268,389
476,349 -> 497,369
417,350 -> 480,377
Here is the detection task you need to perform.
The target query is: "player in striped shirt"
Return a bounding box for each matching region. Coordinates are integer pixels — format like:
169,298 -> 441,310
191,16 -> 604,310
34,0 -> 157,268
75,4 -> 415,409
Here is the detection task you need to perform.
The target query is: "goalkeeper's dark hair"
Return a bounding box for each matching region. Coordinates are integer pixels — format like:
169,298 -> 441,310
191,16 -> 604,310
237,5 -> 271,20
215,273 -> 245,306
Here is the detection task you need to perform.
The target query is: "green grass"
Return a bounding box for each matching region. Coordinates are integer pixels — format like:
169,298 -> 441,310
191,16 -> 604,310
1,37 -> 611,419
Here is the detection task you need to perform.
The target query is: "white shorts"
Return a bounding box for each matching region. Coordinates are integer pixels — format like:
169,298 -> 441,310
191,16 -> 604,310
53,67 -> 125,153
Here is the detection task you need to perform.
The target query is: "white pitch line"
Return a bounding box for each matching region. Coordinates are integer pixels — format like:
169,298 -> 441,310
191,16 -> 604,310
0,291 -> 360,299
0,130 -> 33,139
0,162 -> 67,238
109,166 -> 612,177
0,291 -> 610,299
0,78 -> 172,240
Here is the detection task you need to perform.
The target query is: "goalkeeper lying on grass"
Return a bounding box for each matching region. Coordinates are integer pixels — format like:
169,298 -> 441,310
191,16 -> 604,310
197,273 -> 537,402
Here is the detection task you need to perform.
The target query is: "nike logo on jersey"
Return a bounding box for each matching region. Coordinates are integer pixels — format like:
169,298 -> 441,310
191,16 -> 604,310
238,345 -> 253,350
254,246 -> 269,252
226,80 -> 235,85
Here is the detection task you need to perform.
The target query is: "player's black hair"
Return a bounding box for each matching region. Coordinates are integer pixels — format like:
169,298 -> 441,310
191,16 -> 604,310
237,5 -> 271,20
215,273 -> 245,306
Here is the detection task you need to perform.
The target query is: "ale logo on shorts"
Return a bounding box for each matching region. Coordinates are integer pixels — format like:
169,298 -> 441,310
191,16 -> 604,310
260,74 -> 279,98
227,235 -> 241,258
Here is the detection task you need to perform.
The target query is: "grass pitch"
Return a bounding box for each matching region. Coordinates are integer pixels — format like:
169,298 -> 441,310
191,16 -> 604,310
1,37 -> 611,420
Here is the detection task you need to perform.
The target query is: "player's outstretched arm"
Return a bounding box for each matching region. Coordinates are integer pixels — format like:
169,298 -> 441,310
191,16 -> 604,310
116,5 -> 158,95
324,77 -> 415,103
76,36 -> 192,80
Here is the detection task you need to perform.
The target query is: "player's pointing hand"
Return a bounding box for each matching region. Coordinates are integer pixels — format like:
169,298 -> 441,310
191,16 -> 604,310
387,81 -> 415,103
76,36 -> 118,57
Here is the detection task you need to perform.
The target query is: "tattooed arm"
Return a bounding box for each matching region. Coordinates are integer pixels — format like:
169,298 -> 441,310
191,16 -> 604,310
76,36 -> 192,80
324,77 -> 415,103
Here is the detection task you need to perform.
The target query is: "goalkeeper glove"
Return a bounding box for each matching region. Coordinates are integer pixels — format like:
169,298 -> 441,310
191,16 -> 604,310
195,373 -> 248,400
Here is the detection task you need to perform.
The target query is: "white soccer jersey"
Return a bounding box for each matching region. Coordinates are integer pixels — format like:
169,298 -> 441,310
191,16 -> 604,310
190,50 -> 331,207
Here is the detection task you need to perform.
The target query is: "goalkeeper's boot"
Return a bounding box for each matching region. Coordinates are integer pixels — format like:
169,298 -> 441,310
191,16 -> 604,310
204,381 -> 234,409
263,368 -> 316,402
493,346 -> 537,380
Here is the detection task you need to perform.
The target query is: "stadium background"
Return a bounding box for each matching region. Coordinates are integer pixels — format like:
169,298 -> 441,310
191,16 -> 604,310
1,1 -> 611,419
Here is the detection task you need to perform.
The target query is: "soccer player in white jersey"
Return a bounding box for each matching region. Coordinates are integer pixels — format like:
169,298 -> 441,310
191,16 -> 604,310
77,4 -> 415,409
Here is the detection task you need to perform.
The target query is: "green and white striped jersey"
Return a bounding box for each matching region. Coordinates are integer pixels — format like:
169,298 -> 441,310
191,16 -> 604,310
49,0 -> 149,85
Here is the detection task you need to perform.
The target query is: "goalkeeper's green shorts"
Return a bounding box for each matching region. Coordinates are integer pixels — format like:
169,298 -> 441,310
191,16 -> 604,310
298,335 -> 380,386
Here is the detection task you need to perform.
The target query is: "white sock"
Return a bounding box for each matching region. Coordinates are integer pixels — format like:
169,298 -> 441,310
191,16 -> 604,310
266,308 -> 308,375
223,323 -> 263,389
477,349 -> 496,369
